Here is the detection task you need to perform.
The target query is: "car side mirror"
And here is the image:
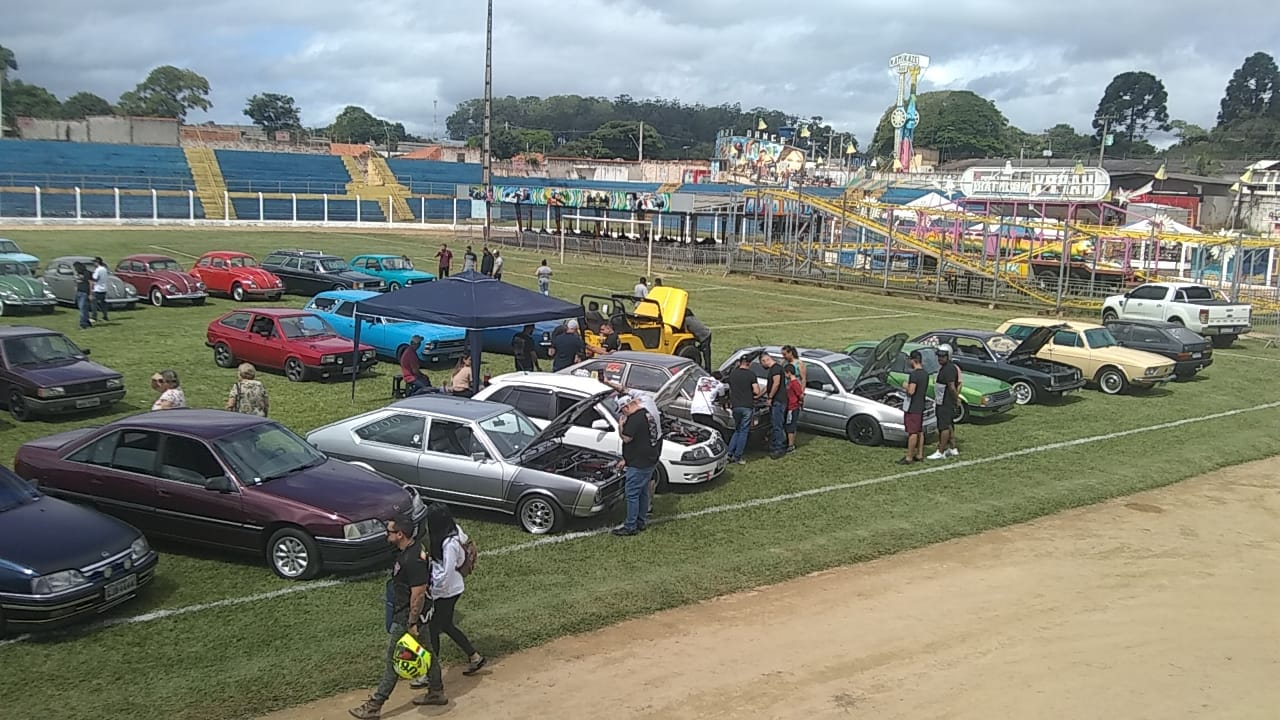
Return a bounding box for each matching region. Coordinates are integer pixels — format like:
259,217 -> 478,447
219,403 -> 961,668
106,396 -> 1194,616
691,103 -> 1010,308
81,348 -> 91,356
821,383 -> 836,393
805,380 -> 825,391
591,419 -> 610,431
205,476 -> 234,493
470,452 -> 489,463
1123,292 -> 1132,299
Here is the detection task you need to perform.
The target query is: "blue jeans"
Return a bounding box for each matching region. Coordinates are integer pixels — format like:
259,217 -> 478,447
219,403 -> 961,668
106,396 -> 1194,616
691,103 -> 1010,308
76,291 -> 91,328
770,402 -> 786,453
538,279 -> 550,296
373,621 -> 410,703
727,406 -> 753,460
622,464 -> 655,531
92,291 -> 109,321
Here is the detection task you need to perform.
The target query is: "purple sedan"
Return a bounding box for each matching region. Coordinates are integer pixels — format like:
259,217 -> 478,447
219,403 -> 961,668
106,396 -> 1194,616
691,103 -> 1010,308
14,410 -> 426,580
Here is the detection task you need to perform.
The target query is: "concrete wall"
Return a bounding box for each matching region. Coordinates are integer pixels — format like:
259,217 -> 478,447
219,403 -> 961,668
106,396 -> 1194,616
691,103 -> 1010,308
13,118 -> 89,142
1243,195 -> 1280,234
129,117 -> 179,146
14,115 -> 180,145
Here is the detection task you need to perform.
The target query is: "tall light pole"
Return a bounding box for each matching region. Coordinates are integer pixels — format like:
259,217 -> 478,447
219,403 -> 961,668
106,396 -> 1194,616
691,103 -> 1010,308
481,0 -> 494,245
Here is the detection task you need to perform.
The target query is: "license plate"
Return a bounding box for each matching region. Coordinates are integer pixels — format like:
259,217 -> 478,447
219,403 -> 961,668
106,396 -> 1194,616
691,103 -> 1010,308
1192,352 -> 1202,359
75,397 -> 101,408
103,574 -> 137,601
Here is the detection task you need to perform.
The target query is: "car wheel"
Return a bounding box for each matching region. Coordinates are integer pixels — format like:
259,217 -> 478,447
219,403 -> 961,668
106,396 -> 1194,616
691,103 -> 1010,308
675,342 -> 700,362
388,282 -> 401,292
149,287 -> 165,307
516,494 -> 563,534
1101,309 -> 1118,322
8,390 -> 31,422
1211,335 -> 1235,349
1096,366 -> 1127,395
654,463 -> 670,494
1168,317 -> 1184,326
213,342 -> 237,368
267,527 -> 321,580
844,414 -> 883,446
955,400 -> 969,424
231,284 -> 246,302
284,357 -> 307,382
1010,380 -> 1036,405
191,296 -> 206,306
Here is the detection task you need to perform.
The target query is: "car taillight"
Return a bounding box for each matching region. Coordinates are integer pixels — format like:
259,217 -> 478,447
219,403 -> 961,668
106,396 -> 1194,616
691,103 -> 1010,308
1176,352 -> 1190,360
1199,309 -> 1209,324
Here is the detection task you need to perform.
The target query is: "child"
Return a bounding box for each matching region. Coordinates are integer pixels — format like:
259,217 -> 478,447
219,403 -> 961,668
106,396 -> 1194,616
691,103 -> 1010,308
783,363 -> 804,453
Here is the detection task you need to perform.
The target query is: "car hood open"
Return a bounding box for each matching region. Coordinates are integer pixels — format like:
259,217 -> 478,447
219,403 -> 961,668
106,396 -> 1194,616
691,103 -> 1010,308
521,388 -> 616,461
654,364 -> 698,407
1006,325 -> 1061,360
854,333 -> 908,386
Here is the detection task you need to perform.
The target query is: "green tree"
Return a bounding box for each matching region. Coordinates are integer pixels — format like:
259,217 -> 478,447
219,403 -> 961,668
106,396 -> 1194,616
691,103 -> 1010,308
1040,123 -> 1095,156
244,92 -> 302,137
1216,51 -> 1278,127
1,44 -> 19,135
4,80 -> 61,120
327,105 -> 406,148
60,91 -> 113,119
1168,119 -> 1210,146
117,66 -> 212,120
1092,71 -> 1171,143
869,90 -> 1009,161
585,120 -> 665,160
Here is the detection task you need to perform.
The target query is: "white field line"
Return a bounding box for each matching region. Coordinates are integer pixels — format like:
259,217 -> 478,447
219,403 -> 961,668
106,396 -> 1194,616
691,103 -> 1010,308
1217,352 -> 1280,363
4,399 -> 1278,647
149,244 -> 200,260
712,313 -> 912,331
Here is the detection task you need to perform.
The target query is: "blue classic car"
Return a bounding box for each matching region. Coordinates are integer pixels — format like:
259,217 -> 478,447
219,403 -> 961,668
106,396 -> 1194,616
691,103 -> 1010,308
350,254 -> 435,291
0,239 -> 40,274
0,465 -> 158,634
304,290 -> 468,364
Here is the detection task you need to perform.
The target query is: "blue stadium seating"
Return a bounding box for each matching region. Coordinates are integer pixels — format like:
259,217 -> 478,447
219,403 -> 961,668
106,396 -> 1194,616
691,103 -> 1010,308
0,140 -> 196,191
230,197 -> 385,222
0,190 -> 205,219
215,150 -> 351,194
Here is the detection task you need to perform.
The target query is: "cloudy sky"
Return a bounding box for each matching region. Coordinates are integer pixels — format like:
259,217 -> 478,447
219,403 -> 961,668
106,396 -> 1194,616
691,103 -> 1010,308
5,0 -> 1278,146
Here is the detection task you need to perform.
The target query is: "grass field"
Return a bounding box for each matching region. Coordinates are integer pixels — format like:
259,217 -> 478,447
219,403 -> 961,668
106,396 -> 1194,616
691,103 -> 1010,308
2,227 -> 1279,720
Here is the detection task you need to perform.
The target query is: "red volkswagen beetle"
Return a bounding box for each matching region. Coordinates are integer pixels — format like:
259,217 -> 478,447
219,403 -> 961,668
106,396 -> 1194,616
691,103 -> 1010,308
190,251 -> 284,302
206,308 -> 377,382
114,254 -> 207,307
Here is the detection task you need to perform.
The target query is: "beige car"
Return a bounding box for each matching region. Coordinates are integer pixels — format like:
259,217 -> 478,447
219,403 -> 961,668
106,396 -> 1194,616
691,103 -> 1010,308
996,318 -> 1175,395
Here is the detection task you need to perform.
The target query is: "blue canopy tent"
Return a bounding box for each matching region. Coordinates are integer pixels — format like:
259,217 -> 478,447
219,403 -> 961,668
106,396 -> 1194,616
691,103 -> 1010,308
349,270 -> 581,397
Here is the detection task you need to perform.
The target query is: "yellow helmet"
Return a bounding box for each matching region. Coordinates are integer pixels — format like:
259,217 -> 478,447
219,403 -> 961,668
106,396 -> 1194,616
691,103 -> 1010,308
393,633 -> 432,680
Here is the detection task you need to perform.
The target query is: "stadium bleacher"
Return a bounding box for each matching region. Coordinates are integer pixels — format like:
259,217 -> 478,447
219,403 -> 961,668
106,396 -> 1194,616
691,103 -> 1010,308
0,140 -> 197,190
229,197 -> 385,222
215,150 -> 351,194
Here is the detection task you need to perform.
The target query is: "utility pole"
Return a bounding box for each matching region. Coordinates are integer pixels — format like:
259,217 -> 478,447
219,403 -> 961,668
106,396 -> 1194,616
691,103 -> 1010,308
1096,115 -> 1113,168
481,0 -> 493,245
638,120 -> 644,163
432,99 -> 438,141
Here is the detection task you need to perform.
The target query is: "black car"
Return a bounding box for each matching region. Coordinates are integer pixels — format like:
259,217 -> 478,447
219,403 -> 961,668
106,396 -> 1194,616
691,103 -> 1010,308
1104,318 -> 1213,379
1,326 -> 127,422
260,249 -> 386,296
910,327 -> 1085,405
0,465 -> 157,635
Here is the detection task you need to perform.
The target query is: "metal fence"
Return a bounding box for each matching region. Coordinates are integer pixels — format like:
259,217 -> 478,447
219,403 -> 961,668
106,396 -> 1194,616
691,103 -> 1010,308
488,231 -> 734,275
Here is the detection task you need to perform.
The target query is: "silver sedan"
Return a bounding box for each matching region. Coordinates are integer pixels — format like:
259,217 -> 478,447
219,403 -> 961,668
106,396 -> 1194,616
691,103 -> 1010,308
306,394 -> 625,534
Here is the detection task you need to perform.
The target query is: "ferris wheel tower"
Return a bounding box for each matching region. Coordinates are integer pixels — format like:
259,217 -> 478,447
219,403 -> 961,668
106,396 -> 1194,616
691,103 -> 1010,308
889,52 -> 930,172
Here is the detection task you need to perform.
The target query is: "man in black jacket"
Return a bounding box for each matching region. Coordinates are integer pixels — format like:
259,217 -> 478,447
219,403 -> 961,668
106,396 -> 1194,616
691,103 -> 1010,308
480,246 -> 495,276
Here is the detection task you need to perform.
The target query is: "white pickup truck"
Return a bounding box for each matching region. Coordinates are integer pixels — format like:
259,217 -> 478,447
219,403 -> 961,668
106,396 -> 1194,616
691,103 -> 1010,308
1102,282 -> 1252,348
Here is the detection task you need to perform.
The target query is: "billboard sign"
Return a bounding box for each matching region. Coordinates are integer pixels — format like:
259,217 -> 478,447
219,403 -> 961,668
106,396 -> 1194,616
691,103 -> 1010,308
959,167 -> 1111,202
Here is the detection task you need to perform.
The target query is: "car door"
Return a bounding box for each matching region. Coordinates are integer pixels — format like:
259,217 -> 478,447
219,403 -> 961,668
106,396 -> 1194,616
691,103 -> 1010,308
1127,325 -> 1173,359
798,362 -> 843,432
43,261 -> 72,301
554,391 -> 622,456
205,256 -> 231,294
321,298 -> 356,337
348,412 -> 429,487
239,314 -> 284,369
150,433 -> 251,550
1125,285 -> 1167,321
418,417 -> 506,509
1044,329 -> 1093,375
58,429 -> 162,533
273,257 -> 303,292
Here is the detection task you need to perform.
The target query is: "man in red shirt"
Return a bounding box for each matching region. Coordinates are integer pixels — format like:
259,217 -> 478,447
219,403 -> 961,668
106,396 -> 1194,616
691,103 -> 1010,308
783,363 -> 804,454
400,336 -> 433,396
435,244 -> 453,278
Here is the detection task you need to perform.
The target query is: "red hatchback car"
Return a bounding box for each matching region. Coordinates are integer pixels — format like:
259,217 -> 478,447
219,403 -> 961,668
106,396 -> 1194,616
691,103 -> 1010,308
189,251 -> 285,302
114,254 -> 207,308
206,308 -> 377,382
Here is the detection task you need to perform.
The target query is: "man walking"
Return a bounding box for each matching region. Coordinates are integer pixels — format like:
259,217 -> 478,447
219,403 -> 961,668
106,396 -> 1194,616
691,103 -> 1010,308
480,246 -> 495,276
899,350 -> 929,465
760,352 -> 786,460
348,514 -> 429,720
928,344 -> 962,460
612,393 -> 661,537
536,259 -> 552,295
725,354 -> 761,464
511,324 -> 539,372
435,244 -> 452,278
463,246 -> 478,273
684,310 -> 713,371
90,256 -> 110,324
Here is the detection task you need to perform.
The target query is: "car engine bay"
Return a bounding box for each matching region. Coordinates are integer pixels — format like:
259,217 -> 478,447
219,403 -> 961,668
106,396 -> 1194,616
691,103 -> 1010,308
661,417 -> 714,447
525,445 -> 620,483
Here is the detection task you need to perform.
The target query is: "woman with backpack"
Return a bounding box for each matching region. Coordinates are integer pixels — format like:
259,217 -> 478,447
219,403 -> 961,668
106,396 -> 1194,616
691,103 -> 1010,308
410,502 -> 486,705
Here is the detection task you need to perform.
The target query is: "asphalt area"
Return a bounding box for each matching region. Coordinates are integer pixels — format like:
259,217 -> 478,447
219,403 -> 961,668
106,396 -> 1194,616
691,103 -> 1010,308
264,457 -> 1280,720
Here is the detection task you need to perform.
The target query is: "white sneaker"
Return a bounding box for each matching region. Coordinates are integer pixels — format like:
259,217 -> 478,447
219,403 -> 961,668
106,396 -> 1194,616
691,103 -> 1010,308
945,448 -> 960,458
926,451 -> 946,460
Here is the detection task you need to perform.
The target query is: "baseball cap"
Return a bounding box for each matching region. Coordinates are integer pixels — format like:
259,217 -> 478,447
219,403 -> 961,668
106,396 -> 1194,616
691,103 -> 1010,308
616,393 -> 635,407
566,318 -> 579,330
936,343 -> 953,355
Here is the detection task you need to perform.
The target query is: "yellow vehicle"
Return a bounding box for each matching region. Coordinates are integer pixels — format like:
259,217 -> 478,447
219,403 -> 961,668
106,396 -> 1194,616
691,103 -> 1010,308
996,318 -> 1175,395
580,286 -> 701,360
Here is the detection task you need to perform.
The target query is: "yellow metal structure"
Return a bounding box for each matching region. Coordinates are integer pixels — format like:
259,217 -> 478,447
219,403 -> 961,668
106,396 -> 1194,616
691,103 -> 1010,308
183,146 -> 236,220
583,286 -> 699,359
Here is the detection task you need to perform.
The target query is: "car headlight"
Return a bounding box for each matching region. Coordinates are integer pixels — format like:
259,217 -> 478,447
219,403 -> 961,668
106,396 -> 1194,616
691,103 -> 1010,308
1,291 -> 18,301
681,446 -> 711,462
352,282 -> 363,289
130,537 -> 151,560
106,378 -> 123,389
244,279 -> 256,287
427,341 -> 438,350
44,290 -> 56,298
1144,367 -> 1159,376
343,519 -> 386,541
37,386 -> 66,398
362,350 -> 375,361
31,569 -> 89,595
979,394 -> 992,407
321,354 -> 336,364
125,284 -> 138,296
196,282 -> 206,290
166,283 -> 178,293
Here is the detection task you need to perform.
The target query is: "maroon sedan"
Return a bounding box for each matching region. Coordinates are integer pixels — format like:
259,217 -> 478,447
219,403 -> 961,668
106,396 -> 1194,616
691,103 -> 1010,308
205,308 -> 377,382
14,410 -> 426,580
114,254 -> 207,308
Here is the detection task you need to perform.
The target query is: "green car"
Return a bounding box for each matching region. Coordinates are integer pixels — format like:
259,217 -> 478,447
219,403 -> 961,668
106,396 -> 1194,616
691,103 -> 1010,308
844,339 -> 1016,423
0,256 -> 57,316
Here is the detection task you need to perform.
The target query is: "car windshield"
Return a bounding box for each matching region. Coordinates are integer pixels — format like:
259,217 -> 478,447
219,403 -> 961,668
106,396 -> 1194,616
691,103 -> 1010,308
228,256 -> 258,268
824,357 -> 865,392
148,259 -> 183,272
380,257 -> 411,270
3,334 -> 84,365
0,262 -> 31,276
0,470 -> 41,512
279,315 -> 335,339
0,240 -> 19,253
986,335 -> 1019,355
213,422 -> 326,484
477,410 -> 541,459
1168,327 -> 1206,344
319,257 -> 348,272
1083,328 -> 1117,348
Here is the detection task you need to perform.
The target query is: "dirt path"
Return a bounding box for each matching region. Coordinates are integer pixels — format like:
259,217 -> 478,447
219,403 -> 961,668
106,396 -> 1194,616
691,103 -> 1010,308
267,458 -> 1280,720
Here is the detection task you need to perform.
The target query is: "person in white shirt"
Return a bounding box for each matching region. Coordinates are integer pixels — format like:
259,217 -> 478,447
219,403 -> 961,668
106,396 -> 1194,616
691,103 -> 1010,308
689,372 -> 727,434
492,250 -> 504,280
409,503 -> 486,705
633,276 -> 649,299
536,259 -> 552,295
90,256 -> 111,323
